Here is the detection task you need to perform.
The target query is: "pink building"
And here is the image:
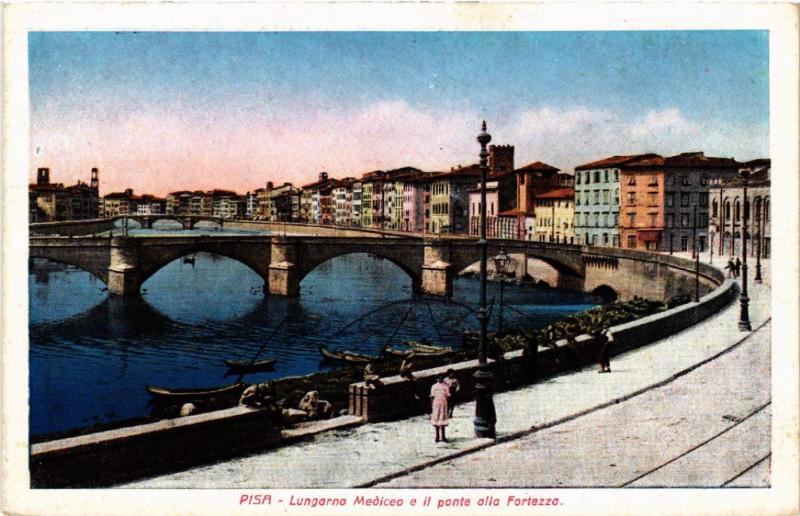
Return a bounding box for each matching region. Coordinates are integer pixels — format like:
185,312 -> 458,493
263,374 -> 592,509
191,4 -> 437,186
468,181 -> 500,238
402,176 -> 429,233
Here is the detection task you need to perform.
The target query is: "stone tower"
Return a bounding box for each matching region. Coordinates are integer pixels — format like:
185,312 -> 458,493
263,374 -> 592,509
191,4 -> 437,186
489,145 -> 515,175
37,167 -> 50,185
90,167 -> 99,191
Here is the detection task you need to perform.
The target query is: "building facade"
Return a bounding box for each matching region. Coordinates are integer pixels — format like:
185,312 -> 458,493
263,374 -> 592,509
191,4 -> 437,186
533,187 -> 575,243
30,167 -> 99,222
429,165 -> 480,234
573,155 -> 658,247
619,152 -> 739,252
709,159 -> 770,259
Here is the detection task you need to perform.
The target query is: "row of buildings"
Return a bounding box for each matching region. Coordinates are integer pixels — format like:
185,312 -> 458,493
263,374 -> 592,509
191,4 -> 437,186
29,147 -> 770,258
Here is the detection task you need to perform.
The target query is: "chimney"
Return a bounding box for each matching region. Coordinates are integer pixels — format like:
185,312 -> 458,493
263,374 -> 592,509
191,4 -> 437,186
266,181 -> 274,191
37,167 -> 50,185
319,172 -> 329,182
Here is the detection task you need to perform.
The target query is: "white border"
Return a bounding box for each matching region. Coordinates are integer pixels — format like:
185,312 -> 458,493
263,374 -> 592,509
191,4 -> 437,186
3,3 -> 799,515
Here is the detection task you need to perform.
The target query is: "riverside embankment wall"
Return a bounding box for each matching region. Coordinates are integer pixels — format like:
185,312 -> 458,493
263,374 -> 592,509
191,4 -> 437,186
349,269 -> 736,423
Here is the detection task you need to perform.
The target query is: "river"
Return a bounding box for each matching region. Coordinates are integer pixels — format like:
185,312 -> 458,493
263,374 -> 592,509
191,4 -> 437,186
29,225 -> 601,437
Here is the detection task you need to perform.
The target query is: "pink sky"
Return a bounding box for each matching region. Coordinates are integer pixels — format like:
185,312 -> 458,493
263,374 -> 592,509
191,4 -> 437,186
30,101 -> 768,197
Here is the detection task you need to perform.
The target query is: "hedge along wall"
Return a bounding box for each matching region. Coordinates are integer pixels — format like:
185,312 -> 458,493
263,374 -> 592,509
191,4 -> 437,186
348,267 -> 738,423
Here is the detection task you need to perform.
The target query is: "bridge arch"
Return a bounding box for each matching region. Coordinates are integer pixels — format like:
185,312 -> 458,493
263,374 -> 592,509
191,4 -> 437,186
28,248 -> 111,284
294,249 -> 423,293
135,244 -> 269,291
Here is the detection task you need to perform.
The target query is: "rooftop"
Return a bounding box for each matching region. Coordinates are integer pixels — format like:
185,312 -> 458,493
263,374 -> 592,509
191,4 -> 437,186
515,161 -> 560,173
535,187 -> 575,200
574,154 -> 661,171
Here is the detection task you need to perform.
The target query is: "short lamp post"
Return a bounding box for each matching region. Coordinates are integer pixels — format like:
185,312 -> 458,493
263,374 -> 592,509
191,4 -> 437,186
738,169 -> 752,331
493,248 -> 511,336
474,120 -> 497,439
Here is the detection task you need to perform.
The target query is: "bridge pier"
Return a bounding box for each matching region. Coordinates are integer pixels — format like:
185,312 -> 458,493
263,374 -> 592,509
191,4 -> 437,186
268,237 -> 300,296
422,239 -> 454,297
107,237 -> 142,296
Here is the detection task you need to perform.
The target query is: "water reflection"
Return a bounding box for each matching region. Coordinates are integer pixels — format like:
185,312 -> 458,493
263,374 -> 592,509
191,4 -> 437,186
29,251 -> 600,437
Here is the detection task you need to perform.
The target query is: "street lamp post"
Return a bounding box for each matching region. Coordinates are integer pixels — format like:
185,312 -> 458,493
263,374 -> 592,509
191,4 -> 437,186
754,203 -> 763,283
494,249 -> 511,336
693,205 -> 700,302
474,120 -> 497,439
738,169 -> 752,331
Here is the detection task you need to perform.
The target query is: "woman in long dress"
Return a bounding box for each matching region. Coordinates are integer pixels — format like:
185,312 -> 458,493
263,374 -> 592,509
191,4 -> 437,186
430,375 -> 450,442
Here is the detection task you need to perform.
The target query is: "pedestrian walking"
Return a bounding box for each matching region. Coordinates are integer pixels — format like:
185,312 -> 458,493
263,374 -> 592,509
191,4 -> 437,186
734,257 -> 742,278
430,375 -> 450,442
725,258 -> 735,278
597,328 -> 613,373
443,369 -> 460,418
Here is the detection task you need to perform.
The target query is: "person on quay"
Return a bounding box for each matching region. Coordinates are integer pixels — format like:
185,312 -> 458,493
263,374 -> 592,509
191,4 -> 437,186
734,257 -> 742,278
443,369 -> 460,418
430,375 -> 450,442
725,258 -> 735,278
598,328 -> 613,373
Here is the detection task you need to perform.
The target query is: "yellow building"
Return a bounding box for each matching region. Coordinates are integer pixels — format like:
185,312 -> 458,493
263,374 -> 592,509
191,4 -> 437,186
533,187 -> 575,243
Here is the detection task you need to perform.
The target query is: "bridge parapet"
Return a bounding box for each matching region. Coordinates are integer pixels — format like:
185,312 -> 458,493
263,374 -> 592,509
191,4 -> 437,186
28,233 -> 720,302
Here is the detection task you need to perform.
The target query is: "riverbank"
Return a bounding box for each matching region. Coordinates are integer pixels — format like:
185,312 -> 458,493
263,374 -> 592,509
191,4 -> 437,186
123,260 -> 769,488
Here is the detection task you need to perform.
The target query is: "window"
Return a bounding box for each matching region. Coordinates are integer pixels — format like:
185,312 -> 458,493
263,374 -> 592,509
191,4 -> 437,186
734,200 -> 740,222
666,214 -> 674,227
628,177 -> 637,186
648,176 -> 658,186
648,192 -> 658,205
712,199 -> 718,218
681,213 -> 690,227
613,213 -> 619,226
680,193 -> 690,207
614,188 -> 619,205
627,213 -> 635,226
613,170 -> 619,181
699,213 -> 708,227
725,201 -> 731,220
604,170 -> 609,182
765,199 -> 770,222
699,193 -> 709,207
666,193 -> 674,207
680,235 -> 689,251
603,233 -> 609,244
576,173 -> 581,185
593,171 -> 600,183
627,192 -> 636,205
649,213 -> 657,226
602,190 -> 609,204
701,176 -> 709,186
627,235 -> 637,248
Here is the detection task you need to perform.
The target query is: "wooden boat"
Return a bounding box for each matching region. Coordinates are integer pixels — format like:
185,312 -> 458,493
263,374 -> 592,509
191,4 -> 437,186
409,342 -> 453,354
145,383 -> 246,402
383,345 -> 453,358
319,346 -> 382,364
224,358 -> 276,373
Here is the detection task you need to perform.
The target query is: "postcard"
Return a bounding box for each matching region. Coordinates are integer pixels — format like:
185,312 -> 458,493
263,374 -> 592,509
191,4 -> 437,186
3,2 -> 798,515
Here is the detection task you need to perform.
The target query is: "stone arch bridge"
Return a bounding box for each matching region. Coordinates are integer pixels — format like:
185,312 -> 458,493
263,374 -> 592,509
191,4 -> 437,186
28,234 -> 719,301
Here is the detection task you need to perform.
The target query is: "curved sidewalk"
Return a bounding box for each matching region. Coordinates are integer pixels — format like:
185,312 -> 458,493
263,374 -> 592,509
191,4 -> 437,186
123,264 -> 771,489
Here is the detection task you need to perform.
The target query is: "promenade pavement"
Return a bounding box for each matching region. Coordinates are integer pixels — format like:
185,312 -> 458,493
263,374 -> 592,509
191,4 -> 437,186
124,258 -> 770,489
